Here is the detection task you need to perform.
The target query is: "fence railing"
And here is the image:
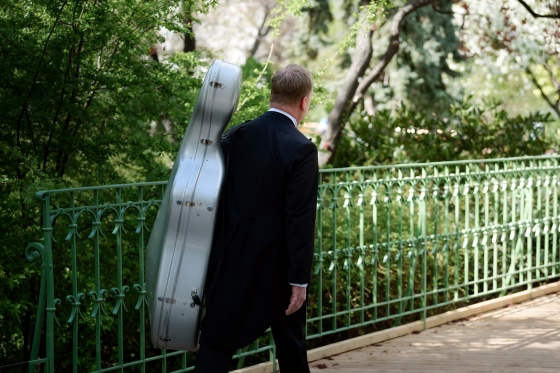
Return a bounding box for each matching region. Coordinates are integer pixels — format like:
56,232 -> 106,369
24,155 -> 560,372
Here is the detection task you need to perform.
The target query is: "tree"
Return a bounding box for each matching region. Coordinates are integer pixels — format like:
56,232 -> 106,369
318,0 -> 463,167
193,0 -> 280,64
458,0 -> 560,118
0,0 -> 214,364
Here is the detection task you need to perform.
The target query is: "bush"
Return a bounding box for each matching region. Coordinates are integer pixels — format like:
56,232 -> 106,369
333,99 -> 556,168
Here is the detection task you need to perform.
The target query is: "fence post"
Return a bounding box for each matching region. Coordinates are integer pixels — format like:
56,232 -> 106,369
26,193 -> 56,373
25,243 -> 46,373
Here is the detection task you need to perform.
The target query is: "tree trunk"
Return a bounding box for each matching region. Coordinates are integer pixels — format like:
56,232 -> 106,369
526,66 -> 560,118
349,0 -> 432,115
183,17 -> 196,53
317,14 -> 374,166
364,94 -> 377,117
248,5 -> 271,59
318,0 -> 433,167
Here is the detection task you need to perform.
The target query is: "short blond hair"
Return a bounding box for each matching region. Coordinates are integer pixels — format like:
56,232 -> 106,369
270,64 -> 313,106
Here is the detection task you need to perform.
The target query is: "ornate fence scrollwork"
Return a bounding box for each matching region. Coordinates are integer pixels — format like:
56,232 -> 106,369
25,158 -> 560,373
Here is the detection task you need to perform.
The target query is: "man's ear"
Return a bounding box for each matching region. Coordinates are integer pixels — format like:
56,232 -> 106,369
300,96 -> 308,111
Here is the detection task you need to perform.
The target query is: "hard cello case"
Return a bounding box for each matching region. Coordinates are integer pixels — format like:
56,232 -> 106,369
146,60 -> 242,351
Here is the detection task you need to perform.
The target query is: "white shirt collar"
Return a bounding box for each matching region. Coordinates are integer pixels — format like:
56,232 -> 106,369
268,108 -> 297,127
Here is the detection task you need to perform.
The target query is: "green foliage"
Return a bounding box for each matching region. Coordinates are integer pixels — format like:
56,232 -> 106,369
269,0 -> 310,38
302,0 -> 333,59
350,0 -> 463,115
392,0 -> 462,113
334,99 -> 556,168
0,0 -> 214,365
231,58 -> 273,126
306,0 -> 393,109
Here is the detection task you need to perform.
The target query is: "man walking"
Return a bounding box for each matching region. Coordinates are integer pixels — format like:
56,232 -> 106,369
194,64 -> 318,373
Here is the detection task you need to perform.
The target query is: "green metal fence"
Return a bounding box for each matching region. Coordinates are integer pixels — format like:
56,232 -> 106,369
24,156 -> 560,372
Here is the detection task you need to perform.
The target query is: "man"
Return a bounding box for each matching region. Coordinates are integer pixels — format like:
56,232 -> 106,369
194,64 -> 318,372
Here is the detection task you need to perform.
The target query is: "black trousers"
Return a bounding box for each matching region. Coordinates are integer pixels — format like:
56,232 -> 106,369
193,304 -> 310,373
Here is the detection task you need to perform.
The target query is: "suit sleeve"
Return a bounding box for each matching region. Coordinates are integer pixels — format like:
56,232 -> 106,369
285,141 -> 319,285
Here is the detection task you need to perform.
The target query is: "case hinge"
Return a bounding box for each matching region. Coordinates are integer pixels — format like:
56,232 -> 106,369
191,288 -> 203,307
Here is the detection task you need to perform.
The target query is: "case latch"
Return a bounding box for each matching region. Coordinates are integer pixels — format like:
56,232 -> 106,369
200,139 -> 214,146
209,81 -> 224,88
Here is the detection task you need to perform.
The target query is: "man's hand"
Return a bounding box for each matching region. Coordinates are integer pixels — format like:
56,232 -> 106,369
285,285 -> 306,315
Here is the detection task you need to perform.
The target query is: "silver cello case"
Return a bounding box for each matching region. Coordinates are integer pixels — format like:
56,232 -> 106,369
146,60 -> 242,351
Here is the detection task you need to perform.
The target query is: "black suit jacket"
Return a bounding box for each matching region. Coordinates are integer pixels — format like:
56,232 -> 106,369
199,111 -> 319,349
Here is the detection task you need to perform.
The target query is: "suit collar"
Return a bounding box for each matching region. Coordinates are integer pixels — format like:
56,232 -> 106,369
260,111 -> 297,127
268,108 -> 297,126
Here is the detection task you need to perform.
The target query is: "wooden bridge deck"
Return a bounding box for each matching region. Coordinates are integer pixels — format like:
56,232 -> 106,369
309,293 -> 560,373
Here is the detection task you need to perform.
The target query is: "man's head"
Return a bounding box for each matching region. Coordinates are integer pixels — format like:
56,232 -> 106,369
270,64 -> 313,124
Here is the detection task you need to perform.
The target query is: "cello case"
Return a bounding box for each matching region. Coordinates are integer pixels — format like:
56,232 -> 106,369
146,60 -> 242,351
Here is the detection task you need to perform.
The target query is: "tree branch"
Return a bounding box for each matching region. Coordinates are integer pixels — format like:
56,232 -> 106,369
542,61 -> 560,92
46,12 -> 81,170
526,67 -> 560,117
249,4 -> 272,59
317,13 -> 375,166
57,42 -> 110,178
16,2 -> 68,139
24,109 -> 37,162
431,3 -> 453,15
318,0 -> 433,167
350,0 -> 432,113
516,0 -> 560,19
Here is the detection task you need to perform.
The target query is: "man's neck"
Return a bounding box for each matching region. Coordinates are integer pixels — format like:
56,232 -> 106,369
269,104 -> 300,124
268,108 -> 297,127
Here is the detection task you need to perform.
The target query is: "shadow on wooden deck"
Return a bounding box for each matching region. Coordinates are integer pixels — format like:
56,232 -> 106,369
309,292 -> 560,372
